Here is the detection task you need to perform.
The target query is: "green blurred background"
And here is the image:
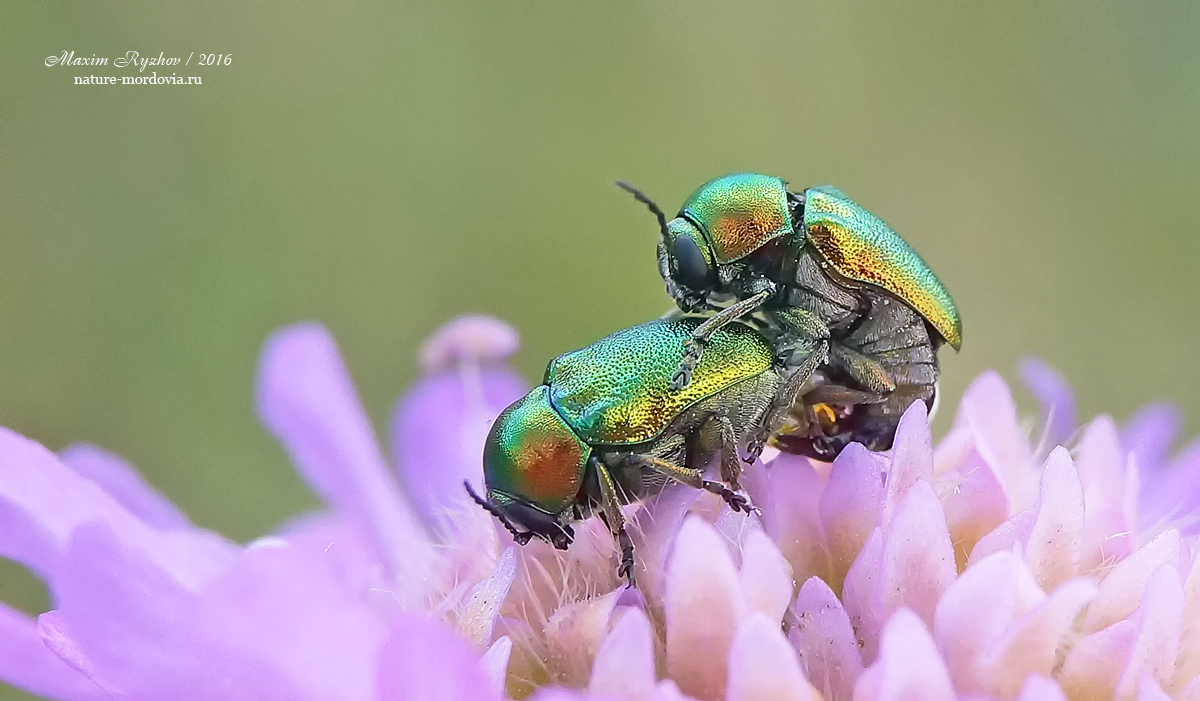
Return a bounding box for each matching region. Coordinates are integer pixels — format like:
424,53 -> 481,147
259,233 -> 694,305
2,2 -> 1199,696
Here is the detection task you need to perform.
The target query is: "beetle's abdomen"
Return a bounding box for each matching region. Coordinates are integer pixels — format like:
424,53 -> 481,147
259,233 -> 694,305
545,319 -> 773,445
803,186 -> 963,350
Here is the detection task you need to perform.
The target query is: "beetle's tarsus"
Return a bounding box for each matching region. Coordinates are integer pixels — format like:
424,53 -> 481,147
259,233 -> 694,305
617,527 -> 637,588
671,341 -> 704,390
703,480 -> 757,514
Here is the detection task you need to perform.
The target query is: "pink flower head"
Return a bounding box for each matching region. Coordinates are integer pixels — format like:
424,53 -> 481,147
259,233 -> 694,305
1,317 -> 1198,701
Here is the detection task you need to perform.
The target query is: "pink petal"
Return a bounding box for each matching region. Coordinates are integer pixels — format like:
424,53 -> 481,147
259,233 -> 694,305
391,365 -> 526,533
841,529 -> 884,663
59,444 -> 190,530
953,371 -> 1035,509
1024,447 -> 1085,591
1075,417 -> 1135,567
1136,675 -> 1174,701
43,523 -> 304,699
883,401 -> 934,525
819,443 -> 886,592
589,607 -> 657,701
376,613 -> 498,701
1017,672 -> 1065,701
932,425 -> 974,476
938,443 -> 1009,570
727,612 -> 819,701
1017,675 -> 1068,701
1178,675 -> 1200,701
1084,529 -> 1181,633
1178,547 -> 1200,689
852,609 -> 955,701
1114,564 -> 1184,699
877,481 -> 956,631
0,430 -> 235,593
256,323 -> 434,586
481,636 -> 513,699
544,589 -> 622,688
418,315 -> 519,372
665,517 -> 748,701
968,508 -> 1036,568
1143,439 -> 1200,536
934,551 -> 1035,694
791,576 -> 864,701
738,530 -> 795,625
1059,620 -> 1137,701
1120,402 -> 1180,474
0,429 -> 153,580
746,453 -> 830,587
983,577 -> 1097,697
629,486 -> 701,602
458,546 -> 517,646
194,540 -> 390,701
0,602 -> 107,701
1019,357 -> 1077,447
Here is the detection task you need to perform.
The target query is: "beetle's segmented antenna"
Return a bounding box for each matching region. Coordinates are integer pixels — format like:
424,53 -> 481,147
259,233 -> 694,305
463,480 -> 533,544
616,181 -> 670,240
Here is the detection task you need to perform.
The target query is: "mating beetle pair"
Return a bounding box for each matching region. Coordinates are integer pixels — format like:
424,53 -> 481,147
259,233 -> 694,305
471,173 -> 961,585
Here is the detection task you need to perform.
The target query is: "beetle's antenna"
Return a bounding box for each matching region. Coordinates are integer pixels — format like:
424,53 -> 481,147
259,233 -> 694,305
616,181 -> 670,241
463,480 -> 533,544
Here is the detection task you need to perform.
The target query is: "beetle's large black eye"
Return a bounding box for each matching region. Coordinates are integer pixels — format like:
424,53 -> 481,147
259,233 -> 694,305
672,235 -> 711,290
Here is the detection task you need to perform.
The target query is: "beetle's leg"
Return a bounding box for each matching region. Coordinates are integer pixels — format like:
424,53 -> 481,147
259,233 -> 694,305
828,343 -> 897,395
769,307 -> 830,347
672,290 -> 772,390
746,340 -> 830,463
625,455 -> 756,514
593,457 -> 636,587
716,415 -> 743,490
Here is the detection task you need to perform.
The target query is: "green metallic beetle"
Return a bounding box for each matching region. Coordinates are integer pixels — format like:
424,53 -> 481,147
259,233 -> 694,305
465,316 -> 824,586
618,173 -> 961,460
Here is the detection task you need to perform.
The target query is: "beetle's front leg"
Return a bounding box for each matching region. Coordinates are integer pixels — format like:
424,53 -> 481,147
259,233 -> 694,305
593,456 -> 637,587
672,290 -> 772,390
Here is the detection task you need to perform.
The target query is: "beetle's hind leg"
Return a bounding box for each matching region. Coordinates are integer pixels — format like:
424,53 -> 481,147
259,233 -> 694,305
672,291 -> 771,390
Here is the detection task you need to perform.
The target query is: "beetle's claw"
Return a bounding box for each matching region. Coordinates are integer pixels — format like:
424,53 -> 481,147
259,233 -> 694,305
745,430 -> 770,464
672,343 -> 703,390
732,490 -> 762,517
670,367 -> 691,391
618,557 -> 637,588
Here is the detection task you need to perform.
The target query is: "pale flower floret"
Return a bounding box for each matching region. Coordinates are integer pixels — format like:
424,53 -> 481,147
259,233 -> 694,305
0,317 -> 1198,701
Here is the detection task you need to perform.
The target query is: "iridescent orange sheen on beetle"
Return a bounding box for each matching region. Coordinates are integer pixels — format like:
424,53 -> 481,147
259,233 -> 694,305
804,186 -> 962,350
482,386 -> 588,513
680,173 -> 792,262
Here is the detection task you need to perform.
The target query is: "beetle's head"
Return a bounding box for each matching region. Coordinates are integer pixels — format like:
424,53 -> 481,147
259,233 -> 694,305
659,216 -> 718,311
616,181 -> 716,312
471,386 -> 588,550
